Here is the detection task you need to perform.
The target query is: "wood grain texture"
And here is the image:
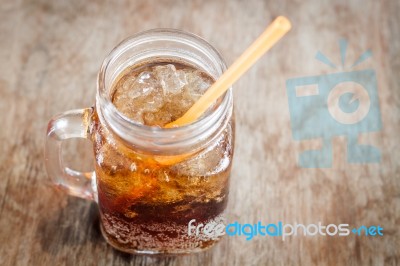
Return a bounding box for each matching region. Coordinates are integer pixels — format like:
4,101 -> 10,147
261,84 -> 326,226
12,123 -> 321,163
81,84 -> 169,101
0,0 -> 399,265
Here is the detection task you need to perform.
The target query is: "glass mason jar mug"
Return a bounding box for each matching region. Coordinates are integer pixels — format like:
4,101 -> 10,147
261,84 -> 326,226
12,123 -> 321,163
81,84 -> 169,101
45,29 -> 235,254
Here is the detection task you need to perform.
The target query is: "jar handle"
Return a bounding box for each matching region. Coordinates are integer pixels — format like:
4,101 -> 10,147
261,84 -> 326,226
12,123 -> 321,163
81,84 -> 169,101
45,108 -> 96,201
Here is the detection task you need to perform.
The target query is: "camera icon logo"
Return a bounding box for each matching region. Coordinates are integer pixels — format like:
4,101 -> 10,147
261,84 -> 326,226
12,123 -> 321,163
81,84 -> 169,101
286,40 -> 382,168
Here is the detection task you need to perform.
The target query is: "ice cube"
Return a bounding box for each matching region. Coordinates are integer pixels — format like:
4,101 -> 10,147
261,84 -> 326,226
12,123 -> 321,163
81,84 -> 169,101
185,70 -> 213,100
177,70 -> 188,85
143,110 -> 172,126
154,64 -> 187,95
114,95 -> 161,124
143,112 -> 156,125
113,101 -> 133,117
122,76 -> 136,90
126,71 -> 158,99
173,134 -> 226,177
130,111 -> 144,124
141,89 -> 164,112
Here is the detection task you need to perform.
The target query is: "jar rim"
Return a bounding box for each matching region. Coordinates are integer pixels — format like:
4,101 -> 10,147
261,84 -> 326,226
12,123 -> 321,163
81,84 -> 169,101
96,28 -> 233,154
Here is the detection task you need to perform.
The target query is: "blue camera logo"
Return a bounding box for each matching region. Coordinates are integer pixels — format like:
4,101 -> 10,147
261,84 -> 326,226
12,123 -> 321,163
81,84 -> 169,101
286,40 -> 382,168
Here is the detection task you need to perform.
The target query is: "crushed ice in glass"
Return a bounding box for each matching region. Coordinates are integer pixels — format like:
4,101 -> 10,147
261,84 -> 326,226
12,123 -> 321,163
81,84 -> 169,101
112,63 -> 214,126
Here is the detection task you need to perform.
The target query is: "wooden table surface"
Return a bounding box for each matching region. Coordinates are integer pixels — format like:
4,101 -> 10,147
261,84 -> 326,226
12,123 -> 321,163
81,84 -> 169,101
0,0 -> 399,265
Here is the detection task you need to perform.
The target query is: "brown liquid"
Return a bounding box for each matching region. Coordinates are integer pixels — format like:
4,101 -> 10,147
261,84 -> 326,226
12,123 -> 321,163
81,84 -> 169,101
91,61 -> 233,254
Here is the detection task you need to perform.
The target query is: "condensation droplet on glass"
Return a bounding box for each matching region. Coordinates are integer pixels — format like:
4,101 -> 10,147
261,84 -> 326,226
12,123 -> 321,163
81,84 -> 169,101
164,171 -> 170,182
130,162 -> 137,172
111,165 -> 117,175
96,153 -> 104,165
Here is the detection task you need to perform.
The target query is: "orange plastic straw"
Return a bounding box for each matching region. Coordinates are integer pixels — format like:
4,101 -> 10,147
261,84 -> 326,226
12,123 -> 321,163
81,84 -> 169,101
166,16 -> 291,128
